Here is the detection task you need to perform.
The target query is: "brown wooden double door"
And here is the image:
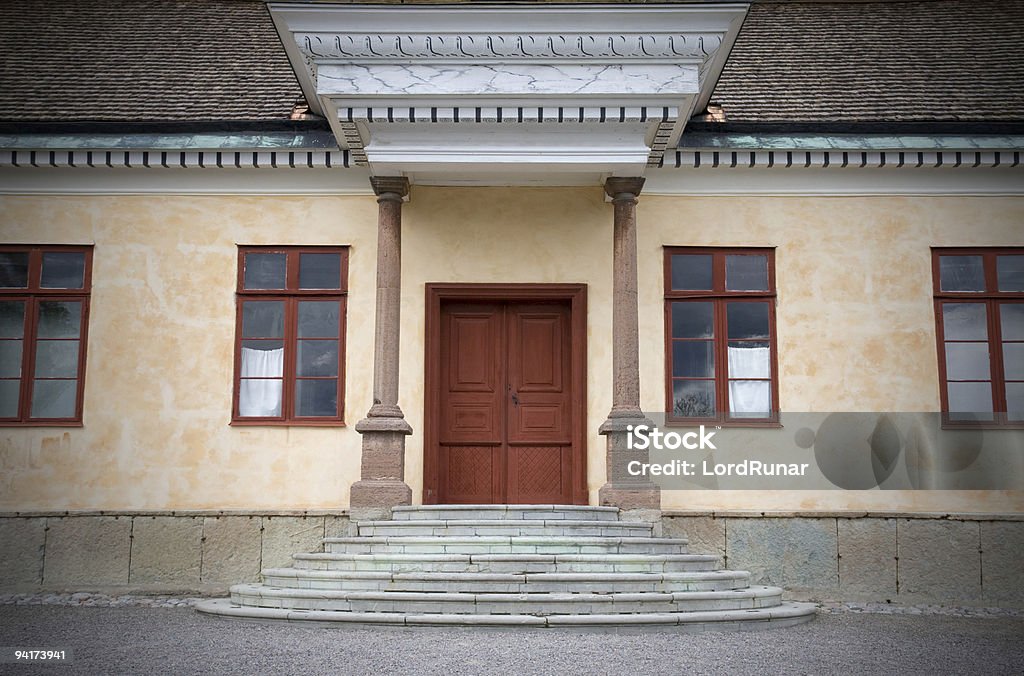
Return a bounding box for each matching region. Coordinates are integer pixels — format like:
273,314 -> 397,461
436,300 -> 575,504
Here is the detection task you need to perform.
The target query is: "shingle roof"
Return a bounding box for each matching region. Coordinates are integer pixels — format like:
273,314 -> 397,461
713,0 -> 1024,124
0,0 -> 301,123
0,0 -> 1021,128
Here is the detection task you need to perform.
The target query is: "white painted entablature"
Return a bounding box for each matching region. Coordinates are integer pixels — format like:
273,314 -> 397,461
268,2 -> 748,184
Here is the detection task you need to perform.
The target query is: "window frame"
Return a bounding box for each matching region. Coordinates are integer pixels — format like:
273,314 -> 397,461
0,245 -> 93,427
932,247 -> 1024,428
231,245 -> 349,427
663,246 -> 780,427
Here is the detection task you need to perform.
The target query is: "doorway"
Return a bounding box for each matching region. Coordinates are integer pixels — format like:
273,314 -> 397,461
424,284 -> 587,505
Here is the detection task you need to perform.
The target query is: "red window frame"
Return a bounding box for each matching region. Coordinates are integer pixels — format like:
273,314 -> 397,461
932,247 -> 1024,428
0,245 -> 93,426
663,247 -> 780,426
231,246 -> 349,426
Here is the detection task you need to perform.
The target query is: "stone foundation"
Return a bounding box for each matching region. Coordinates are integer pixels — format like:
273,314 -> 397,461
661,512 -> 1024,608
0,512 -> 351,595
0,510 -> 1020,608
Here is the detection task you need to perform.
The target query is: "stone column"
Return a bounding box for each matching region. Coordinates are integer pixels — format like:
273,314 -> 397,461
598,177 -> 661,514
350,176 -> 413,521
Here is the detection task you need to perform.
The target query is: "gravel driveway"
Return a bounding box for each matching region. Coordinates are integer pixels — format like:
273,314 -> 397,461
1,605 -> 1022,675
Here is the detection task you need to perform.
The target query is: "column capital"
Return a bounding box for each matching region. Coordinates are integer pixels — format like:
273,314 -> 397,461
604,177 -> 645,202
370,176 -> 410,201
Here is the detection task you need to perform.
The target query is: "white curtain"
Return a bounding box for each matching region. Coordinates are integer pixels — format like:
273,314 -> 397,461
239,347 -> 284,416
727,345 -> 770,416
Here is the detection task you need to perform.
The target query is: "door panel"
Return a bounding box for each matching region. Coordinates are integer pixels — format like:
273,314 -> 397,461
437,300 -> 573,504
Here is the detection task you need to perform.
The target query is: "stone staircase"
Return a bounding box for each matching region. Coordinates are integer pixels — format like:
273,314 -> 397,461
195,505 -> 816,629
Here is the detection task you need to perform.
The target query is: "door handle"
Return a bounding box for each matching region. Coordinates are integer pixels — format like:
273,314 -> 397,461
511,392 -> 519,406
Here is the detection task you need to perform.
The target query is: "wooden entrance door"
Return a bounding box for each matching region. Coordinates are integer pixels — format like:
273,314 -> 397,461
424,285 -> 587,505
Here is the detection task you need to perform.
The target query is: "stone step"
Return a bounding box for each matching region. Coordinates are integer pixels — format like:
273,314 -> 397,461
292,552 -> 719,574
260,569 -> 752,593
196,598 -> 818,630
390,505 -> 620,522
356,520 -> 655,538
323,536 -> 689,555
228,583 -> 784,615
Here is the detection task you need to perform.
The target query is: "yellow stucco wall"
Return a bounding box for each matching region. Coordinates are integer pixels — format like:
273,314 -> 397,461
0,188 -> 1021,513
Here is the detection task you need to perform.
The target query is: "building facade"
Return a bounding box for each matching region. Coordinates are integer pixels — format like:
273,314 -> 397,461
0,0 -> 1022,607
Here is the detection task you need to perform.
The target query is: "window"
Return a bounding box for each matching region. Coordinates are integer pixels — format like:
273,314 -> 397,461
933,248 -> 1024,425
664,247 -> 778,424
232,246 -> 348,425
0,245 -> 92,425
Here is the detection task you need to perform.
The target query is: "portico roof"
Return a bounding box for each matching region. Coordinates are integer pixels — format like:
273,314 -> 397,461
267,2 -> 748,184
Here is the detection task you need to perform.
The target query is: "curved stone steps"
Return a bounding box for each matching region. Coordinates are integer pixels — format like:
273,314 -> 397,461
259,569 -> 753,593
391,505 -> 621,521
357,520 -> 654,538
227,583 -> 784,615
194,504 -> 817,631
292,552 -> 720,574
195,598 -> 818,630
324,535 -> 689,555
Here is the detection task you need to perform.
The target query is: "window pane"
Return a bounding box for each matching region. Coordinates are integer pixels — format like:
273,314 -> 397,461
672,380 -> 715,418
939,255 -> 985,292
671,302 -> 713,339
1003,343 -> 1024,380
1001,304 -> 1024,340
0,252 -> 28,288
725,254 -> 768,291
670,254 -> 712,291
1007,383 -> 1024,422
239,378 -> 282,417
295,379 -> 338,417
34,341 -> 79,378
942,303 -> 987,341
243,253 -> 286,289
727,341 -> 771,378
37,301 -> 82,338
299,253 -> 342,290
997,255 -> 1024,292
298,301 -> 340,338
241,301 -> 284,338
727,302 -> 770,340
0,302 -> 25,338
0,380 -> 18,417
947,381 -> 993,420
729,380 -> 771,417
30,379 -> 77,418
672,341 -> 714,377
944,343 -> 991,381
0,340 -> 21,377
240,341 -> 284,377
297,340 -> 338,377
40,252 -> 86,289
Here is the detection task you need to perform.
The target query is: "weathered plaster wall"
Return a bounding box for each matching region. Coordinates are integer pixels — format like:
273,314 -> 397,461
0,189 -> 1022,514
0,195 -> 379,510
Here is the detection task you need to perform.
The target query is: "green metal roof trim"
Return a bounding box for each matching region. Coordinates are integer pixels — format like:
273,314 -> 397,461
678,133 -> 1024,151
0,132 -> 339,150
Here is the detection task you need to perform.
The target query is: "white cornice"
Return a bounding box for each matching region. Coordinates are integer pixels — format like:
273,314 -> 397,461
267,3 -> 748,183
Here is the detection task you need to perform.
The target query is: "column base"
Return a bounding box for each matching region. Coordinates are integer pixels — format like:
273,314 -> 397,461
352,414 -> 413,521
349,480 -> 412,522
598,413 -> 661,512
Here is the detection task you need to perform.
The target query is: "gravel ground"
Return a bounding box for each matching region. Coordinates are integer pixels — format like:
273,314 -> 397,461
0,604 -> 1022,675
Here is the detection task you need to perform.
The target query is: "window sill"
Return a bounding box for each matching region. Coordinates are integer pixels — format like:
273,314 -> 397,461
662,419 -> 783,429
230,420 -> 347,428
0,421 -> 83,428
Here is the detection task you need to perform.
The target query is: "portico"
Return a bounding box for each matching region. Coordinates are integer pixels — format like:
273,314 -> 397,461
268,1 -> 748,516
